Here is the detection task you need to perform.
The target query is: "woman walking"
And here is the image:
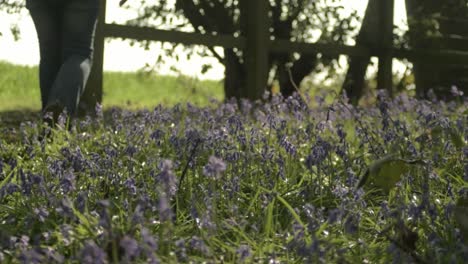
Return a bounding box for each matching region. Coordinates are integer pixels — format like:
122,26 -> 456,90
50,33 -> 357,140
26,0 -> 99,123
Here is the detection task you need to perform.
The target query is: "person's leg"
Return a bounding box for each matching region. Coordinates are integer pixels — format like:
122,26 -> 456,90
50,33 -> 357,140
46,0 -> 99,116
26,0 -> 62,111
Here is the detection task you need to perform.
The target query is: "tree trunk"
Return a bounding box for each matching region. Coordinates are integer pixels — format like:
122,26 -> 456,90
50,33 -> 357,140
277,54 -> 318,97
341,0 -> 380,104
223,50 -> 246,100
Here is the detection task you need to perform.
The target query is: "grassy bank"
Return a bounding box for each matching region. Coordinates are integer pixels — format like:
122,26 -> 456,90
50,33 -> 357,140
0,61 -> 223,111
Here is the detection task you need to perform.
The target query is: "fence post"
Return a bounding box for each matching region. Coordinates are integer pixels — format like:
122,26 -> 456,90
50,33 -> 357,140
244,0 -> 269,100
81,0 -> 106,114
377,0 -> 394,96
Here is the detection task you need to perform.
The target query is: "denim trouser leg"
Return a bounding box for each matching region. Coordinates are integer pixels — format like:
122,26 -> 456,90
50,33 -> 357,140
27,2 -> 62,110
27,0 -> 99,115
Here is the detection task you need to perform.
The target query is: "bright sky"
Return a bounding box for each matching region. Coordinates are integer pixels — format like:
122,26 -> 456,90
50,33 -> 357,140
0,1 -> 407,80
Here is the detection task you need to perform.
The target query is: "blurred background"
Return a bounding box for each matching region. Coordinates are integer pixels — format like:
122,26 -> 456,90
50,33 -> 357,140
1,0 -> 466,112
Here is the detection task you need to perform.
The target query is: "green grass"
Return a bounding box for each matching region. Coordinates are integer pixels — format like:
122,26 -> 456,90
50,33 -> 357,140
0,60 -> 223,111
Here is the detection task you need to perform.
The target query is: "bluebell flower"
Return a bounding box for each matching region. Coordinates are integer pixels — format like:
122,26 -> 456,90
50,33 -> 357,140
60,170 -> 75,193
76,191 -> 88,213
175,238 -> 187,262
131,204 -> 144,225
336,124 -> 347,142
19,248 -> 43,264
124,178 -> 137,195
327,208 -> 343,224
451,85 -> 464,97
60,224 -> 73,246
141,228 -> 158,251
0,183 -> 19,199
56,198 -> 74,219
158,192 -> 173,222
279,136 -> 297,156
200,210 -> 216,233
34,207 -> 49,222
124,145 -> 138,157
306,137 -> 330,168
150,129 -> 164,145
18,169 -> 32,196
203,156 -> 227,179
120,235 -> 140,260
189,236 -> 211,256
57,110 -> 68,128
97,200 -> 111,228
344,213 -> 360,235
236,244 -> 251,262
42,247 -> 64,263
240,98 -> 253,115
332,185 -> 348,198
7,158 -> 17,170
80,241 -> 107,264
157,159 -> 177,197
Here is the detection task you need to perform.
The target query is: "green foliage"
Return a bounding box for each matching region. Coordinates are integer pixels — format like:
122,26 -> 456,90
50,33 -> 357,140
356,154 -> 428,194
357,154 -> 409,193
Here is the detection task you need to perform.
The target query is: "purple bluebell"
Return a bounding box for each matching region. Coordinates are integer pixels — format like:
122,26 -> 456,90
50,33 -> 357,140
236,244 -> 251,262
76,191 -> 87,213
344,213 -> 359,235
141,228 -> 158,251
60,170 -> 75,193
203,156 -> 227,179
34,207 -> 49,222
95,102 -> 104,120
279,136 -> 297,156
124,178 -> 137,195
189,236 -> 211,256
124,145 -> 138,157
120,235 -> 140,259
175,238 -> 187,262
336,124 -> 347,142
79,241 -> 107,264
0,183 -> 19,200
131,204 -> 144,225
157,159 -> 177,197
19,248 -> 43,264
97,200 -> 111,228
451,85 -> 464,97
327,208 -> 343,224
150,129 -> 164,145
306,137 -> 330,168
42,247 -> 64,263
158,192 -> 173,222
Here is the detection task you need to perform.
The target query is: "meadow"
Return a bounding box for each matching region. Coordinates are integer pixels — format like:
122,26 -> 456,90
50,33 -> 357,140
0,61 -> 468,263
0,61 -> 223,111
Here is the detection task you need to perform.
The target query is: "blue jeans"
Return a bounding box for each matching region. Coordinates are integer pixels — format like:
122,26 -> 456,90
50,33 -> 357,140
26,0 -> 99,115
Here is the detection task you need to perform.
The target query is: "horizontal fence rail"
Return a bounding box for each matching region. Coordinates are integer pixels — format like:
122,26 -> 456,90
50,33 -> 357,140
104,24 -> 247,49
102,24 -> 468,63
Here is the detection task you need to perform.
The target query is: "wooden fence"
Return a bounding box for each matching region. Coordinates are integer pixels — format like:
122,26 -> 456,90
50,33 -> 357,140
82,0 -> 468,107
